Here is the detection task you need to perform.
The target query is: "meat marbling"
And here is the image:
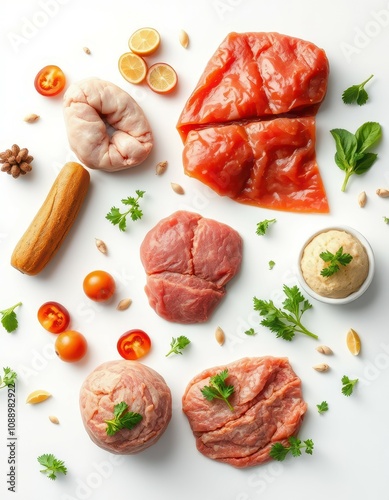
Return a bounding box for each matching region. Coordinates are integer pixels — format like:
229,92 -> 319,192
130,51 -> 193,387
182,357 -> 307,468
140,211 -> 242,323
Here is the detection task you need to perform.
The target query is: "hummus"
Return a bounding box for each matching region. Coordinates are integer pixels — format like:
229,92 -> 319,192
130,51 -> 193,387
300,229 -> 369,299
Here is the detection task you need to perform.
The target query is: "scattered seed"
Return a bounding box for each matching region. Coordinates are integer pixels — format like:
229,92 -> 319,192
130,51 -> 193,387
376,188 -> 389,198
117,298 -> 132,311
346,328 -> 361,356
49,415 -> 60,425
95,238 -> 107,254
156,161 -> 168,175
83,46 -> 91,55
171,182 -> 185,195
313,363 -> 330,372
215,326 -> 225,346
358,191 -> 367,207
179,29 -> 190,48
316,345 -> 333,355
24,113 -> 40,123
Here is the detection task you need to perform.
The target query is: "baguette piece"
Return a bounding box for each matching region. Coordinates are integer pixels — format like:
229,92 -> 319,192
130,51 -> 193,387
11,162 -> 90,275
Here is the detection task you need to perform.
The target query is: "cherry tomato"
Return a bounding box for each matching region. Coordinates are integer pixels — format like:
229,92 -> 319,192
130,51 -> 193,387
55,330 -> 88,362
83,270 -> 116,302
117,329 -> 151,360
37,301 -> 70,334
34,65 -> 66,97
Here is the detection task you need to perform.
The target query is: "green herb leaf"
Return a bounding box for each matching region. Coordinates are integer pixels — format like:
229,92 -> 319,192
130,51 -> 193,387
201,369 -> 234,411
341,375 -> 359,396
165,336 -> 191,357
37,454 -> 67,480
0,302 -> 22,333
330,123 -> 382,192
106,190 -> 145,231
342,74 -> 373,105
256,218 -> 276,236
268,260 -> 275,270
244,328 -> 257,336
319,247 -> 353,277
253,285 -> 317,341
270,436 -> 314,461
384,216 -> 389,224
105,402 -> 142,435
0,367 -> 17,389
316,401 -> 329,414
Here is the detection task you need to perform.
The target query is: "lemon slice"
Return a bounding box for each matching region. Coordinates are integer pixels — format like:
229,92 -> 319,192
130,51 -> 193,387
346,328 -> 361,356
128,27 -> 161,56
118,52 -> 148,84
26,389 -> 52,404
146,63 -> 178,94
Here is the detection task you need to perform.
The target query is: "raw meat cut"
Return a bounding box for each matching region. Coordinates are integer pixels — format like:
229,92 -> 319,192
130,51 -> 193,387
176,32 -> 329,213
79,360 -> 172,454
182,357 -> 307,468
140,210 -> 242,323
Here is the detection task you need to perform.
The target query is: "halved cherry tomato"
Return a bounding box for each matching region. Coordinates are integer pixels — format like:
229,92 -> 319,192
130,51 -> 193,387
83,270 -> 116,302
37,301 -> 70,334
34,65 -> 66,97
55,330 -> 88,362
117,329 -> 151,360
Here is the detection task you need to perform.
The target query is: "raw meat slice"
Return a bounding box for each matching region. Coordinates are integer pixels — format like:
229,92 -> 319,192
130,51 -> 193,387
79,360 -> 172,454
182,357 -> 307,468
176,32 -> 330,214
183,117 -> 328,213
140,211 -> 242,323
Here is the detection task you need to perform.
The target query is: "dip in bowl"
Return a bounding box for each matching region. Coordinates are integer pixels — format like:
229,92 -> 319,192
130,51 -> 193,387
297,226 -> 374,304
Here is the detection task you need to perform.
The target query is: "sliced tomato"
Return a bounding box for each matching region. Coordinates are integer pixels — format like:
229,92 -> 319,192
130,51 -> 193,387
34,65 -> 66,97
117,330 -> 151,360
37,301 -> 70,334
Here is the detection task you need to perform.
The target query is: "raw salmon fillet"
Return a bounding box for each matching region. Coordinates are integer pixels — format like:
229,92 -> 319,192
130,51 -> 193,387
177,32 -> 330,213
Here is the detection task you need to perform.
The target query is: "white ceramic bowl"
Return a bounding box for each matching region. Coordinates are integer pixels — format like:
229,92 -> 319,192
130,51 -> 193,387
296,225 -> 375,305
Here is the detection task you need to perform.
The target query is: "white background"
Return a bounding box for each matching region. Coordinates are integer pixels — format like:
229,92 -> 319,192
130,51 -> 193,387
1,0 -> 389,499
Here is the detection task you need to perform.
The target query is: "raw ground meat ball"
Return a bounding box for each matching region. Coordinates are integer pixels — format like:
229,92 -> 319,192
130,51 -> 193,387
140,210 -> 243,323
79,360 -> 172,454
182,357 -> 307,468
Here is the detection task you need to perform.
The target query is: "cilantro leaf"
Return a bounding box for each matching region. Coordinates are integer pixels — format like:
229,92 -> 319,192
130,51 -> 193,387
165,336 -> 191,356
342,74 -> 373,105
319,247 -> 353,277
244,328 -> 257,336
316,401 -> 329,414
330,122 -> 382,192
256,218 -> 276,236
270,436 -> 314,461
106,190 -> 145,231
0,367 -> 17,389
105,402 -> 142,435
268,260 -> 276,270
341,375 -> 359,396
384,216 -> 389,224
37,454 -> 67,480
201,369 -> 235,411
0,302 -> 22,333
253,285 -> 317,341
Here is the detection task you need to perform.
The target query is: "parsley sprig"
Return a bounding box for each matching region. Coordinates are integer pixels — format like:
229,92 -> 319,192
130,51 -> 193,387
0,302 -> 22,333
330,122 -> 382,192
201,369 -> 234,411
0,367 -> 17,389
256,218 -> 276,236
37,454 -> 67,480
317,401 -> 329,414
319,247 -> 353,277
341,375 -> 359,396
106,190 -> 145,231
342,74 -> 373,105
253,285 -> 317,341
270,436 -> 314,461
105,402 -> 142,436
165,336 -> 191,357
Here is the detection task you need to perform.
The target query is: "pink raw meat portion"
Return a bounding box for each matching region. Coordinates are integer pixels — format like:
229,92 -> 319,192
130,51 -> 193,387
79,360 -> 172,454
182,357 -> 307,468
140,211 -> 242,323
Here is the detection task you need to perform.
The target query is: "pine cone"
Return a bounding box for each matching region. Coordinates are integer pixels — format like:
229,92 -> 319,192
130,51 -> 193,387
0,144 -> 33,178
